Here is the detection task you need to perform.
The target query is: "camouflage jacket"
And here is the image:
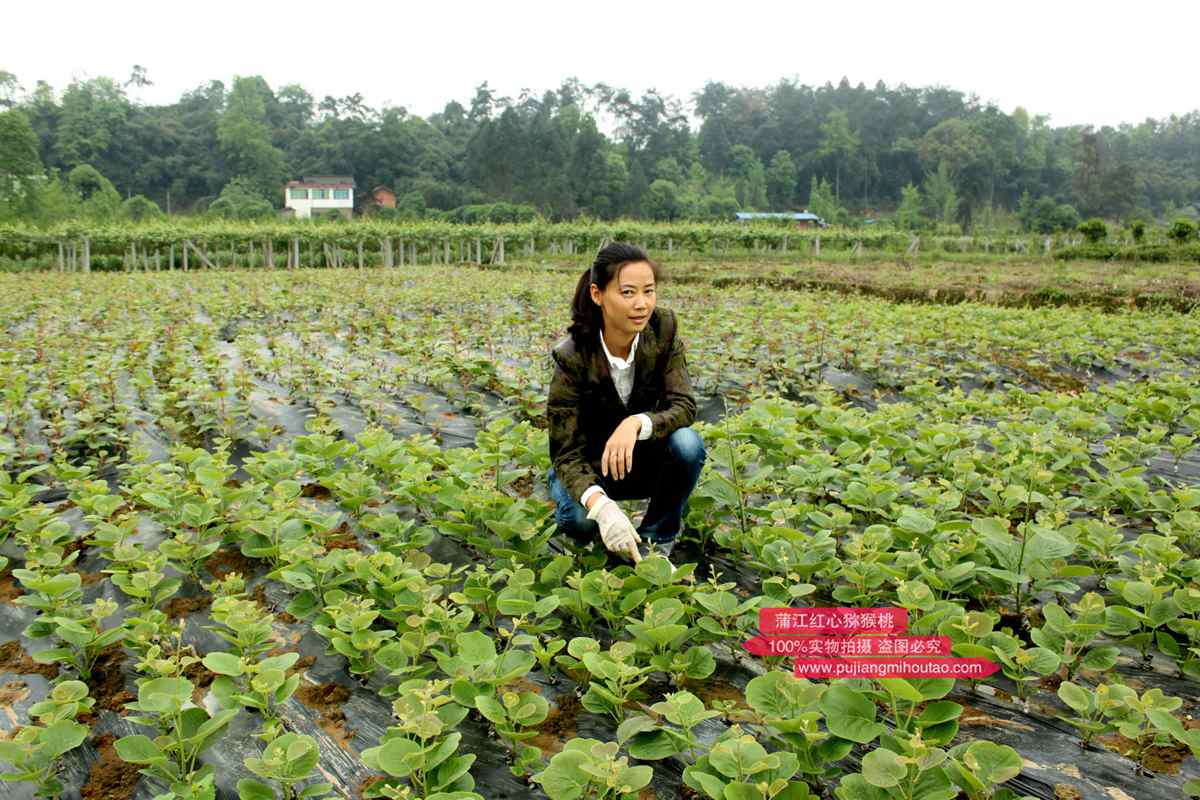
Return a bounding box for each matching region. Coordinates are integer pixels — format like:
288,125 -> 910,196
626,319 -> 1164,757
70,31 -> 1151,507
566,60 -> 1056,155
547,306 -> 697,503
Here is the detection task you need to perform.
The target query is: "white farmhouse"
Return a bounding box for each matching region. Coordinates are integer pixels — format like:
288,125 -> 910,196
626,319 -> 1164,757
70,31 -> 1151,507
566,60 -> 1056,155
283,176 -> 355,219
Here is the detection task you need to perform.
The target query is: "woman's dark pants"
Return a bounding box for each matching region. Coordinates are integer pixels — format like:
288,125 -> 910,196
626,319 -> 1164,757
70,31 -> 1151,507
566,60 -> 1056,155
546,427 -> 706,546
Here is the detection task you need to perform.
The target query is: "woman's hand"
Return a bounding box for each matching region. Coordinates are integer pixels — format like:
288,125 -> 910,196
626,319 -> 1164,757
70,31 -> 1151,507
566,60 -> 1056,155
587,495 -> 642,563
601,416 -> 644,481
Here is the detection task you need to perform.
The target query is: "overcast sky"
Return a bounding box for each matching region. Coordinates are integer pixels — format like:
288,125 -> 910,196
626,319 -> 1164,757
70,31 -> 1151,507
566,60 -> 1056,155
7,0 -> 1197,129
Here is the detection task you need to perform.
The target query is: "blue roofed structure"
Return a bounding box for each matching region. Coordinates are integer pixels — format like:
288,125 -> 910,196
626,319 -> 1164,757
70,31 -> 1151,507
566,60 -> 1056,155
735,211 -> 826,227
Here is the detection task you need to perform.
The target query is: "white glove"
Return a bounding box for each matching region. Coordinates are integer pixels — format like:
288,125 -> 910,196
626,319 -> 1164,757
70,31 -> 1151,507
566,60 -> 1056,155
587,496 -> 642,563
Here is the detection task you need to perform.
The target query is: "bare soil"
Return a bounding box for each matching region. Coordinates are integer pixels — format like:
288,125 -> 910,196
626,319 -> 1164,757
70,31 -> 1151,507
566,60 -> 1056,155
296,681 -> 355,751
87,645 -> 133,713
0,640 -> 60,680
528,691 -> 583,757
81,732 -> 142,799
164,593 -> 212,619
205,547 -> 259,580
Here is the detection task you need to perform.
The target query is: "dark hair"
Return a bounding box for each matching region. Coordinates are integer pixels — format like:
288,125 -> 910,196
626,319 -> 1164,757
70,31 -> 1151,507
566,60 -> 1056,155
568,242 -> 660,350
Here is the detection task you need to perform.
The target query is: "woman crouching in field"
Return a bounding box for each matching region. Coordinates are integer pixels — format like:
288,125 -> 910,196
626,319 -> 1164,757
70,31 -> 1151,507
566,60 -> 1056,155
546,241 -> 706,565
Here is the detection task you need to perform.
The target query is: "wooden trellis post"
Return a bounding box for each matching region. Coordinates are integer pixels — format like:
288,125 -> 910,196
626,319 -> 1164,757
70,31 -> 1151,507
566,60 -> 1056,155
184,240 -> 215,269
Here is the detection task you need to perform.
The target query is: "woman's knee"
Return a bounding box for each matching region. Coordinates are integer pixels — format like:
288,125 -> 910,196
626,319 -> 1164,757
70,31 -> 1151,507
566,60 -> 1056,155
554,500 -> 597,541
548,467 -> 597,538
667,427 -> 706,468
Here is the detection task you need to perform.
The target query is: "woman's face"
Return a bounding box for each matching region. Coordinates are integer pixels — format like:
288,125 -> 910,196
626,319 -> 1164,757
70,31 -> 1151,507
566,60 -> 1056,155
590,260 -> 656,339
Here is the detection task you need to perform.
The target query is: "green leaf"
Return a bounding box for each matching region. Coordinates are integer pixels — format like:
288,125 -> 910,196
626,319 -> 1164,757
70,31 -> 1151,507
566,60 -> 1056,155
896,507 -> 935,535
962,741 -> 1022,785
879,678 -> 923,704
708,735 -> 768,780
141,491 -> 172,510
635,556 -> 675,586
916,701 -> 963,727
40,720 -> 88,758
1120,581 -> 1155,607
862,747 -> 906,788
1057,682 -> 1092,714
616,714 -> 659,744
627,729 -> 686,760
819,685 -> 885,744
745,672 -> 818,720
114,734 -> 166,764
202,651 -> 243,676
971,517 -> 1009,538
652,691 -> 719,730
532,749 -> 590,798
362,737 -> 421,777
457,630 -> 497,666
136,677 -> 193,714
1147,709 -> 1187,741
1080,645 -> 1119,672
474,695 -> 507,725
237,779 -> 276,800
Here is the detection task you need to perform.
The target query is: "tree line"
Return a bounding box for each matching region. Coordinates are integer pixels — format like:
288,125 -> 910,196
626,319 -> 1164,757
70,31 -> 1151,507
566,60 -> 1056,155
0,68 -> 1197,231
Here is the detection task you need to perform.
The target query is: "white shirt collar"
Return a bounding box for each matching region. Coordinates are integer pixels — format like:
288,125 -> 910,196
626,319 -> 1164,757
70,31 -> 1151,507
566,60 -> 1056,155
599,330 -> 639,369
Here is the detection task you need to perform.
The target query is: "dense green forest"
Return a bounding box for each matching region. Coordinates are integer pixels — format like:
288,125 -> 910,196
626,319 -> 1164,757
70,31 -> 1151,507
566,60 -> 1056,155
1,68 -> 1198,230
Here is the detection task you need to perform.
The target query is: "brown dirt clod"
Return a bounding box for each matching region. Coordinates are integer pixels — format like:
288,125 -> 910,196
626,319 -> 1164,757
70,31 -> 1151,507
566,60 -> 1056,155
1039,673 -> 1066,692
0,680 -> 31,708
87,646 -> 133,713
321,522 -> 361,551
0,640 -> 60,680
183,661 -> 217,704
1097,732 -> 1190,774
296,681 -> 356,751
529,691 -> 583,757
301,483 -> 332,499
689,678 -> 748,710
164,594 -> 212,620
500,676 -> 542,696
81,732 -> 143,800
205,547 -> 259,581
0,570 -> 23,603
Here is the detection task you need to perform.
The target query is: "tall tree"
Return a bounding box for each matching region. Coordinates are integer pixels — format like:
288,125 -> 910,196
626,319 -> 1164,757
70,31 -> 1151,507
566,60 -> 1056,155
766,150 -> 797,209
815,109 -> 860,201
0,110 -> 42,177
218,76 -> 286,201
